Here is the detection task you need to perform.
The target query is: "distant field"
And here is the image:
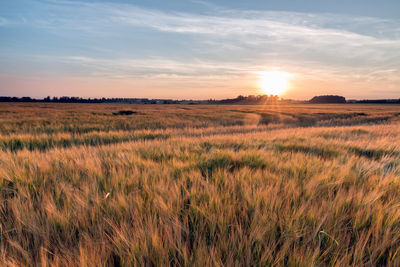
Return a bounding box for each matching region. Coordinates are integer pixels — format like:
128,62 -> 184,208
1,103 -> 400,265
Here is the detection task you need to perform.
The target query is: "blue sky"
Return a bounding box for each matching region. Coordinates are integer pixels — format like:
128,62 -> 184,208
0,0 -> 399,99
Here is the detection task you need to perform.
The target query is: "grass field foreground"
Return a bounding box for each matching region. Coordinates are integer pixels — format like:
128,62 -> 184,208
0,103 -> 400,266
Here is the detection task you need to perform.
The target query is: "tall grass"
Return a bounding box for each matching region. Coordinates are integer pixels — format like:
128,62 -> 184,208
0,103 -> 400,266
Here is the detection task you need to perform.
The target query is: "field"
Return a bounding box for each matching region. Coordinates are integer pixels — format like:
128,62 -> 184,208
1,103 -> 400,266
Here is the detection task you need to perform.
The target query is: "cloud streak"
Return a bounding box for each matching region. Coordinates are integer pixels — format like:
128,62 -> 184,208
0,16 -> 8,26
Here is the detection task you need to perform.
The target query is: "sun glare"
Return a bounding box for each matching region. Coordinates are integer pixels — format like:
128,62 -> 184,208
259,71 -> 291,96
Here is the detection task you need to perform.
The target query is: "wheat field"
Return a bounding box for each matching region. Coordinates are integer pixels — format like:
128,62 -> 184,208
1,103 -> 400,266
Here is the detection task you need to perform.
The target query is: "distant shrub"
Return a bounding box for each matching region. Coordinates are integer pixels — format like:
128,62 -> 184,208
112,110 -> 137,116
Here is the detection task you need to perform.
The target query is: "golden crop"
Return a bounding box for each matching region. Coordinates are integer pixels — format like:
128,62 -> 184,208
0,103 -> 399,266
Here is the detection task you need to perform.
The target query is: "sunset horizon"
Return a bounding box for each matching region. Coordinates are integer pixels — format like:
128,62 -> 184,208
1,1 -> 400,265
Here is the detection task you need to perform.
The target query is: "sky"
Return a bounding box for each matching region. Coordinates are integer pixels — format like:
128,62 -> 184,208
0,0 -> 399,100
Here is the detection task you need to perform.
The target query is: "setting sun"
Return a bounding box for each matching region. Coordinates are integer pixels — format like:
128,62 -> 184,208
259,71 -> 291,96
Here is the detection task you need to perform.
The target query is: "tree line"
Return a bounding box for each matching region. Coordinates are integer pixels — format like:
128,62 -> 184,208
0,95 -> 398,104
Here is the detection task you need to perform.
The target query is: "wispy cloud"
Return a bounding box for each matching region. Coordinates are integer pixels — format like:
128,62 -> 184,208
0,16 -> 8,26
23,1 -> 399,62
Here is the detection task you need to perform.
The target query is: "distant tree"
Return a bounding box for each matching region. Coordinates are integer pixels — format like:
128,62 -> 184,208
309,95 -> 346,103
